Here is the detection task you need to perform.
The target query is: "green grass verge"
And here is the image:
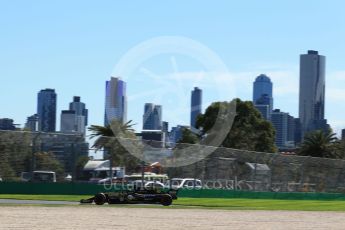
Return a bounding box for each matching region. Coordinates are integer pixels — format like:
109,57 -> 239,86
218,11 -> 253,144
0,194 -> 89,202
1,194 -> 345,211
174,198 -> 345,211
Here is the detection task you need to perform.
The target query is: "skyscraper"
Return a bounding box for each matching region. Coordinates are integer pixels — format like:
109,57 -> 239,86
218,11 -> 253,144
61,96 -> 88,135
294,118 -> 302,145
299,50 -> 328,137
271,109 -> 296,150
143,103 -> 154,130
153,105 -> 162,130
170,125 -> 189,144
104,77 -> 127,125
255,104 -> 270,120
37,89 -> 57,132
287,114 -> 296,145
191,87 -> 202,127
253,74 -> 273,112
271,109 -> 288,149
143,103 -> 162,130
60,110 -> 77,133
69,96 -> 88,126
255,93 -> 273,120
162,121 -> 169,133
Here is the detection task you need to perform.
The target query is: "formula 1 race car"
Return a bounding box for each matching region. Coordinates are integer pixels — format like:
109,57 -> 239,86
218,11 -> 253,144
80,186 -> 178,206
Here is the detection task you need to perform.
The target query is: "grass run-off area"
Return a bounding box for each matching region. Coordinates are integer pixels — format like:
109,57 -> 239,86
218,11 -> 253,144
1,194 -> 345,211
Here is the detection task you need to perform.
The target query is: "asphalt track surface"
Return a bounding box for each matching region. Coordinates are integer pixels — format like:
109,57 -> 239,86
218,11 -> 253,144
0,198 -> 156,206
1,205 -> 345,229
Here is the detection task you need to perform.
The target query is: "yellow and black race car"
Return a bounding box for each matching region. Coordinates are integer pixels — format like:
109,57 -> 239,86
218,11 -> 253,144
80,183 -> 178,206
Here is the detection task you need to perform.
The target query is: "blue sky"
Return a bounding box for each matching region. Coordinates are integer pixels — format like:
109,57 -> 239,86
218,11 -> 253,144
1,1 -> 345,136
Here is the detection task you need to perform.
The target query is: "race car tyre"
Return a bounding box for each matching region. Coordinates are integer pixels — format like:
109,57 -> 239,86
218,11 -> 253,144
160,194 -> 173,206
94,193 -> 106,205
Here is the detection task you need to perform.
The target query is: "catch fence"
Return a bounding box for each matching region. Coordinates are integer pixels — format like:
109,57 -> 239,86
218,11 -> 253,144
1,130 -> 345,194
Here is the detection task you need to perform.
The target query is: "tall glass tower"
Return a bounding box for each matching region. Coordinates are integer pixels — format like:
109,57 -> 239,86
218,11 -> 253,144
253,74 -> 273,112
104,77 -> 127,125
37,89 -> 57,132
191,87 -> 202,128
143,103 -> 162,130
61,96 -> 88,135
299,50 -> 327,136
69,96 -> 88,126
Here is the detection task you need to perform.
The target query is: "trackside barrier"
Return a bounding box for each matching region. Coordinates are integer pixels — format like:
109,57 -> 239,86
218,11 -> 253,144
177,189 -> 345,200
2,182 -> 345,200
0,182 -> 109,195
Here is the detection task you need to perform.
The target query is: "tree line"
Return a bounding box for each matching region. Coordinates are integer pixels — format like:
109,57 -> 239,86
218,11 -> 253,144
179,98 -> 345,159
0,131 -> 71,181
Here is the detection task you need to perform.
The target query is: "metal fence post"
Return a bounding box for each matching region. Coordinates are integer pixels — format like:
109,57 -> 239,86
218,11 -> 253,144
71,143 -> 76,182
253,155 -> 258,192
31,132 -> 42,178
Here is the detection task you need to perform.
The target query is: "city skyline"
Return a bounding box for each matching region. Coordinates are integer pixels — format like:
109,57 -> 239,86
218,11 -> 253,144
1,1 -> 345,136
0,49 -> 341,136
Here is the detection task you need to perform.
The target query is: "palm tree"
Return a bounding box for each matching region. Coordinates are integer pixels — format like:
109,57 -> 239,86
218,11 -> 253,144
298,130 -> 339,158
88,119 -> 135,150
88,119 -> 138,172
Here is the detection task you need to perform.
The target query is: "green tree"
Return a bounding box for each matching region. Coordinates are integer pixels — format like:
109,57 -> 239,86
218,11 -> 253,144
178,128 -> 200,144
89,119 -> 139,172
34,152 -> 65,181
0,131 -> 31,181
332,139 -> 345,159
196,98 -> 277,152
75,155 -> 90,180
298,130 -> 340,158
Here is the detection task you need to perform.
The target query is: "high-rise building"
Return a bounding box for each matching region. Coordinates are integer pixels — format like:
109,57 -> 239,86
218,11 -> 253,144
0,118 -> 16,130
299,50 -> 328,137
25,114 -> 39,131
191,87 -> 202,127
37,89 -> 57,132
170,125 -> 187,144
39,133 -> 89,173
104,77 -> 127,125
162,121 -> 169,133
271,109 -> 289,149
143,103 -> 154,130
61,110 -> 77,132
143,103 -> 162,130
287,114 -> 296,144
69,96 -> 88,126
294,118 -> 302,145
253,74 -> 273,111
61,97 -> 87,135
153,105 -> 162,130
255,104 -> 270,120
